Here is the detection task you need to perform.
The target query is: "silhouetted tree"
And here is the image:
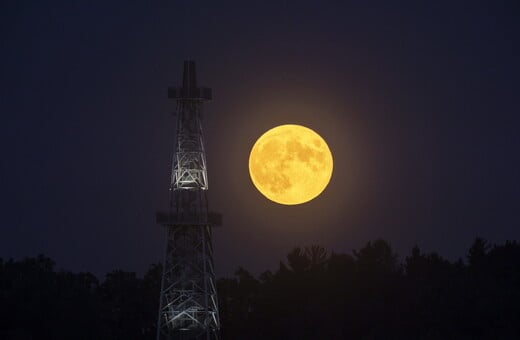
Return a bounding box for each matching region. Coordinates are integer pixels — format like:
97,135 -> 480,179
467,237 -> 490,267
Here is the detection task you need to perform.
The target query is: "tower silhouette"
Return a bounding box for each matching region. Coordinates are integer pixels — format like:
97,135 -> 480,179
156,61 -> 220,340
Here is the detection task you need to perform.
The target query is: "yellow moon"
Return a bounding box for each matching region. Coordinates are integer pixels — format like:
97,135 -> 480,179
249,124 -> 333,205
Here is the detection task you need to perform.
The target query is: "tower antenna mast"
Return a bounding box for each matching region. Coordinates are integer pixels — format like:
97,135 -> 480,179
156,61 -> 221,340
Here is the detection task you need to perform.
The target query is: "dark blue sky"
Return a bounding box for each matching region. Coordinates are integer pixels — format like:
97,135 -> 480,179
1,1 -> 519,277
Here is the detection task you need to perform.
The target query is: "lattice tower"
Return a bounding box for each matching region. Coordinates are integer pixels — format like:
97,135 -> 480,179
156,61 -> 220,340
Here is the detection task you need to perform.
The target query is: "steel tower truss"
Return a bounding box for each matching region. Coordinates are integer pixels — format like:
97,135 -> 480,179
156,61 -> 220,340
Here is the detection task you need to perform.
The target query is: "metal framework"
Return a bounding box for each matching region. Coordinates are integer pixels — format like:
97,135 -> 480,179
156,61 -> 220,340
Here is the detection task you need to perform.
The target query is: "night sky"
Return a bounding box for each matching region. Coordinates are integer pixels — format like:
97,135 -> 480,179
1,1 -> 519,278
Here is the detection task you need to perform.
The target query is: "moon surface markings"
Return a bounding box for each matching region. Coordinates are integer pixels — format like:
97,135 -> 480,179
249,124 -> 333,205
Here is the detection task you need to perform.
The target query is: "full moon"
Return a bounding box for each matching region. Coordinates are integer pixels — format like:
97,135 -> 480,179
249,124 -> 333,205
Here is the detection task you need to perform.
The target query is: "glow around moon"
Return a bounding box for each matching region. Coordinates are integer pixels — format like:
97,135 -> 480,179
248,124 -> 333,205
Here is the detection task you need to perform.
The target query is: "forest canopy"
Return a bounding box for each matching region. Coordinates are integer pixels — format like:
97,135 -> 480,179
1,238 -> 519,339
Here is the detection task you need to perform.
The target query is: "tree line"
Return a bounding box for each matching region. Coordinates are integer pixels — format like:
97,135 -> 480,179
1,238 -> 519,339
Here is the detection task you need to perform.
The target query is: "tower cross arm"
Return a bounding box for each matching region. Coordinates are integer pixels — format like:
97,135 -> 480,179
168,86 -> 212,100
156,211 -> 223,227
